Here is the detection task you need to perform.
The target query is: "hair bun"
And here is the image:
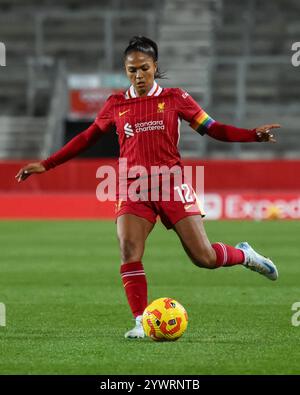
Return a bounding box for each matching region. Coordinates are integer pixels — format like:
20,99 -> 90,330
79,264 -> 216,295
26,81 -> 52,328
129,36 -> 147,46
128,36 -> 158,59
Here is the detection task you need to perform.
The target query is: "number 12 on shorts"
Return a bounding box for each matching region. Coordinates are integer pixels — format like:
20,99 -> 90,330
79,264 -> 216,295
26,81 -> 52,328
174,184 -> 194,203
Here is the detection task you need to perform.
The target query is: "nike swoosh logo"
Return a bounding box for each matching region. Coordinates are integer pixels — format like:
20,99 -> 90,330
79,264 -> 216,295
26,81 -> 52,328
264,261 -> 275,273
119,109 -> 130,117
184,204 -> 194,210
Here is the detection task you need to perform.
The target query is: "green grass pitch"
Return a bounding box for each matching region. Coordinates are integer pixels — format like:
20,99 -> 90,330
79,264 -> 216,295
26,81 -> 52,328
0,219 -> 299,375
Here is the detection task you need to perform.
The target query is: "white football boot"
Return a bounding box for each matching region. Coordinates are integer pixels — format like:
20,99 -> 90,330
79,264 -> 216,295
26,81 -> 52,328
124,315 -> 145,339
235,242 -> 278,281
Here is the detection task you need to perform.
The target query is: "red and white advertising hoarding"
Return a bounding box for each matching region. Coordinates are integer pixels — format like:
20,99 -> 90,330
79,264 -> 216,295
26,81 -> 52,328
204,193 -> 300,220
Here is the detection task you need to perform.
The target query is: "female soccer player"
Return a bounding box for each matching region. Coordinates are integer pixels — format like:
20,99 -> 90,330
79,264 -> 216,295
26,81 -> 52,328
16,36 -> 280,339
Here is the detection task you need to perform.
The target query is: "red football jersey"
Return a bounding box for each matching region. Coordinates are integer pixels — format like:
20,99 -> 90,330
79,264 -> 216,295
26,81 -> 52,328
95,82 -> 215,172
41,81 -> 257,174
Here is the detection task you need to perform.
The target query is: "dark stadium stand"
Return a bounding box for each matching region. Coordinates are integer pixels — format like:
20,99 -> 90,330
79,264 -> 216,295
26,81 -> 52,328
209,0 -> 300,158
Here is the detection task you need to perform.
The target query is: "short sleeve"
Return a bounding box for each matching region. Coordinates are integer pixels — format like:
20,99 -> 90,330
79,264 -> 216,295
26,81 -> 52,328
94,95 -> 116,133
175,88 -> 215,135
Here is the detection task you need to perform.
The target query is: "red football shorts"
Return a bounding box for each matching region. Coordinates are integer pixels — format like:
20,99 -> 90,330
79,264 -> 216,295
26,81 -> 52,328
115,176 -> 205,229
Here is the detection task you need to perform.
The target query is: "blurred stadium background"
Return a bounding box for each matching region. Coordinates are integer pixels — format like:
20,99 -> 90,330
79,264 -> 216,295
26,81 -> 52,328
0,0 -> 299,219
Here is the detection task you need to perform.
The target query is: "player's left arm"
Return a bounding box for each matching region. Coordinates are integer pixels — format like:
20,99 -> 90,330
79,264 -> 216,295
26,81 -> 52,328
203,120 -> 281,143
254,124 -> 280,142
176,89 -> 280,143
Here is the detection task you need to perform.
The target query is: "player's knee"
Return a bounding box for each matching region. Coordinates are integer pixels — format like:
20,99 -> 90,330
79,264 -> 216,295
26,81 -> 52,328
119,237 -> 142,262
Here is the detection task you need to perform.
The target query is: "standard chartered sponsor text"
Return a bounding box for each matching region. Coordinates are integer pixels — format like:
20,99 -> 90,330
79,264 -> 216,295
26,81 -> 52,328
135,120 -> 165,133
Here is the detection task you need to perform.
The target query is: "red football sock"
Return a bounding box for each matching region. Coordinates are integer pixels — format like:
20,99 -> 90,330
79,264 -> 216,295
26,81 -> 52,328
211,243 -> 245,267
120,261 -> 148,318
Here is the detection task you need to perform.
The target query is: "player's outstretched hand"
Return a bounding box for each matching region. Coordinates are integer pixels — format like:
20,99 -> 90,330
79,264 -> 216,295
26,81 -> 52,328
255,124 -> 281,143
15,162 -> 46,183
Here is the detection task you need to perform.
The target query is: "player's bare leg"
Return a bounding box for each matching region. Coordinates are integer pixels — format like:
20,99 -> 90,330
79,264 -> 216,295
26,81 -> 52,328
117,214 -> 155,338
173,215 -> 278,280
174,215 -> 217,269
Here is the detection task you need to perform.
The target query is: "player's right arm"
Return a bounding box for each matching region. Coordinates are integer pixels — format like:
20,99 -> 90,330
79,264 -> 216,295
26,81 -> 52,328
15,122 -> 103,182
15,96 -> 116,182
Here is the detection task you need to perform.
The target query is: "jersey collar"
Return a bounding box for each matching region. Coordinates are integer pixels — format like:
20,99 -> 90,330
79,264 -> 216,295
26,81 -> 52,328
125,80 -> 163,99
